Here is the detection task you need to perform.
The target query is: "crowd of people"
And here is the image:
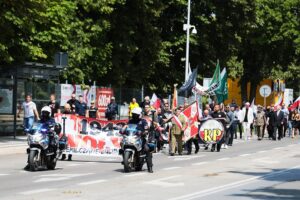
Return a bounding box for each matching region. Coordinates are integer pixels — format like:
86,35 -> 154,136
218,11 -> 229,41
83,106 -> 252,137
18,94 -> 300,158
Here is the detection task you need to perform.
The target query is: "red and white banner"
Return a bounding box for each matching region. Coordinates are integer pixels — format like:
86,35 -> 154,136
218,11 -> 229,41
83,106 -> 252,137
96,88 -> 114,118
182,101 -> 199,142
55,114 -> 127,157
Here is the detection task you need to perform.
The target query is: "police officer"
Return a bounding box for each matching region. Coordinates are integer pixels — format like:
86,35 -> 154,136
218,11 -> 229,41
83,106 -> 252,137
125,107 -> 154,173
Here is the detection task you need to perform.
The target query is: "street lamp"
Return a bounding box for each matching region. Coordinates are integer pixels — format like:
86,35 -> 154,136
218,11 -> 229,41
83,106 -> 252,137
184,0 -> 197,82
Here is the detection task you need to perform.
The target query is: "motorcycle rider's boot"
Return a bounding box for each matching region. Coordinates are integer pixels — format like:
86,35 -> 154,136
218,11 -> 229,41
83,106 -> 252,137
24,164 -> 30,171
68,154 -> 72,161
148,166 -> 153,173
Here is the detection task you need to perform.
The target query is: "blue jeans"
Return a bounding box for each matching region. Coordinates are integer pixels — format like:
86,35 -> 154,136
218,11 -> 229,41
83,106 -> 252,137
24,116 -> 34,130
288,121 -> 292,137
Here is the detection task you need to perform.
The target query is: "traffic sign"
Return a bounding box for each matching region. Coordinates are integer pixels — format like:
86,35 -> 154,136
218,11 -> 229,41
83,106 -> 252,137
259,85 -> 272,97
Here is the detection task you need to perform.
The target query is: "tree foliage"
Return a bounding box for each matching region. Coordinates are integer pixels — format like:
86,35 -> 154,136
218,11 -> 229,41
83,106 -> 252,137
0,0 -> 299,98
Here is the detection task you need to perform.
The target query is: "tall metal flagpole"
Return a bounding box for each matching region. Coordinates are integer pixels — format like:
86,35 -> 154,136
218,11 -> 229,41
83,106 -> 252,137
185,0 -> 191,82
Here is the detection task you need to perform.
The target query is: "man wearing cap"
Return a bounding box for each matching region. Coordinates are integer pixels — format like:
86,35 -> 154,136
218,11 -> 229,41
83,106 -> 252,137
106,96 -> 118,120
255,105 -> 266,140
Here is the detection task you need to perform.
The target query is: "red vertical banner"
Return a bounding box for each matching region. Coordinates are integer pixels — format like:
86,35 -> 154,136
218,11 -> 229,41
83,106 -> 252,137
96,88 -> 114,119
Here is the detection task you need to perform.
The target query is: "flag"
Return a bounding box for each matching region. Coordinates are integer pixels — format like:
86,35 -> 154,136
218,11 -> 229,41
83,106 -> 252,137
215,68 -> 228,103
172,84 -> 178,110
178,68 -> 198,95
275,94 -> 283,107
182,101 -> 199,142
289,96 -> 300,111
150,93 -> 161,109
206,61 -> 221,95
250,98 -> 257,114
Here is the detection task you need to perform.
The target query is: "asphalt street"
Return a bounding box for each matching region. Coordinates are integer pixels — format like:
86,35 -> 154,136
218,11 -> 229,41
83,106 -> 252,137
0,136 -> 300,200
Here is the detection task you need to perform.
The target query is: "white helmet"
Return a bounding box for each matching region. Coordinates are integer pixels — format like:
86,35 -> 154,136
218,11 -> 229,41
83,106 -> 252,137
131,107 -> 142,115
41,106 -> 52,116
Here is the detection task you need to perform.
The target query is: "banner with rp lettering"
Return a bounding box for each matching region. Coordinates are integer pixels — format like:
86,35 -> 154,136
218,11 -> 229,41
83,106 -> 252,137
96,88 -> 114,119
199,119 -> 225,144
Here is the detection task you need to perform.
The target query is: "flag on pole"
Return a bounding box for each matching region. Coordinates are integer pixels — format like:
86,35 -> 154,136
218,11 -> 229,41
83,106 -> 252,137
288,96 -> 300,111
172,84 -> 178,110
275,94 -> 283,107
150,93 -> 161,109
206,61 -> 221,95
215,67 -> 228,103
250,97 -> 257,114
178,68 -> 198,95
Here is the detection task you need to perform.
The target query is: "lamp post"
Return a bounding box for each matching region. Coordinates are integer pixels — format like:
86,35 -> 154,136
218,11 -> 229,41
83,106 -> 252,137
184,0 -> 197,82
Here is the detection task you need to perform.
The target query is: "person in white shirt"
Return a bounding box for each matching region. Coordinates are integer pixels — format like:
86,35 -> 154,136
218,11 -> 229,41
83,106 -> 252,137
17,94 -> 40,130
238,102 -> 254,140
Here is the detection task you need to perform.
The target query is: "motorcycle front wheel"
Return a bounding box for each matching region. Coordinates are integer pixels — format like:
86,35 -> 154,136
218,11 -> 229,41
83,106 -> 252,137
47,156 -> 57,170
123,151 -> 133,173
29,150 -> 39,171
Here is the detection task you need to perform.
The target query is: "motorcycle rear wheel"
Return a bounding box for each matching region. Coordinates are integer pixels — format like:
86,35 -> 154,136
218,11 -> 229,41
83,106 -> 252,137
29,150 -> 39,171
123,151 -> 132,173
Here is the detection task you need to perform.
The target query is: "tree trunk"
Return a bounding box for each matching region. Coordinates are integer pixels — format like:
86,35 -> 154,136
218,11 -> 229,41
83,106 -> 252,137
249,80 -> 258,103
240,76 -> 248,104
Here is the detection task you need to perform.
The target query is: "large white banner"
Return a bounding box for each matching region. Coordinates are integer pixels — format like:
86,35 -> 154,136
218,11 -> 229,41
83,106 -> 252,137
284,89 -> 293,106
60,84 -> 96,106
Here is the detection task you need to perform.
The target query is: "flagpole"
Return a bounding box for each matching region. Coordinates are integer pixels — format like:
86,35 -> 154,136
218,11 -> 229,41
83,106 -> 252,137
185,0 -> 191,82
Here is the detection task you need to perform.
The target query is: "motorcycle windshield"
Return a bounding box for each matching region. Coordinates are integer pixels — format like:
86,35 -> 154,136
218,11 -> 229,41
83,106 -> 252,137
30,123 -> 48,135
125,124 -> 138,136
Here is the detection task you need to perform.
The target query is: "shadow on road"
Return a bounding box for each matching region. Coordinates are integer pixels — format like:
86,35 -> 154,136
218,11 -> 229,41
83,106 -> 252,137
228,168 -> 300,200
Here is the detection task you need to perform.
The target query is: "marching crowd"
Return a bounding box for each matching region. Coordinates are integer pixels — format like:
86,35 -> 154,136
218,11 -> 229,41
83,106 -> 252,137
18,93 -> 300,158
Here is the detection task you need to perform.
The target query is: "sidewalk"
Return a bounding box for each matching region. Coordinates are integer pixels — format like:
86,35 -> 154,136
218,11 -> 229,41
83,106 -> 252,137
0,136 -> 27,148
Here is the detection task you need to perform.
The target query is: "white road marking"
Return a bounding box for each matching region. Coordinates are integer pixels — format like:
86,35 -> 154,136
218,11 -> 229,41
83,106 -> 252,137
274,147 -> 284,150
34,173 -> 94,183
239,154 -> 251,157
192,162 -> 209,166
78,179 -> 107,186
217,157 -> 230,161
162,167 -> 182,171
124,172 -> 148,177
173,155 -> 206,161
253,157 -> 279,164
168,165 -> 300,200
20,188 -> 56,195
257,150 -> 267,153
0,174 -> 9,176
144,175 -> 184,187
66,163 -> 82,167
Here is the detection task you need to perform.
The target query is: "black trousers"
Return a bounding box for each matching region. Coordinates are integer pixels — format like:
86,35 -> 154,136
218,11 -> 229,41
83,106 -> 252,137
283,119 -> 288,137
235,122 -> 243,138
227,125 -> 236,145
186,137 -> 199,153
273,125 -> 283,140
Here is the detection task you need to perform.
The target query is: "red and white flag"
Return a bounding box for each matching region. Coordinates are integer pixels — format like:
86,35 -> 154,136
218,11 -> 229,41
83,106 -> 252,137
150,93 -> 161,109
275,94 -> 283,107
289,96 -> 300,111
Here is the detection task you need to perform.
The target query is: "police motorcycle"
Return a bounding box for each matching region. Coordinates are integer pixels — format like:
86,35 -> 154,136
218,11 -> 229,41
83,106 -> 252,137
24,106 -> 62,171
119,108 -> 155,173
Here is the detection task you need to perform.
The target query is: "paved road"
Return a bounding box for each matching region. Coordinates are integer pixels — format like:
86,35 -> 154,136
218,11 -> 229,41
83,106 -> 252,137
0,136 -> 300,200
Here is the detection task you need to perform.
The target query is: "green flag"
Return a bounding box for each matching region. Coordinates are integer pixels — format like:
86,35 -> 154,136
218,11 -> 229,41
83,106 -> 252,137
216,68 -> 228,103
206,61 -> 221,95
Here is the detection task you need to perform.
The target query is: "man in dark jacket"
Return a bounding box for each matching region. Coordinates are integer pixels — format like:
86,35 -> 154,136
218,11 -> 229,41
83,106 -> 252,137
211,104 -> 228,152
268,106 -> 284,140
106,96 -> 118,120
